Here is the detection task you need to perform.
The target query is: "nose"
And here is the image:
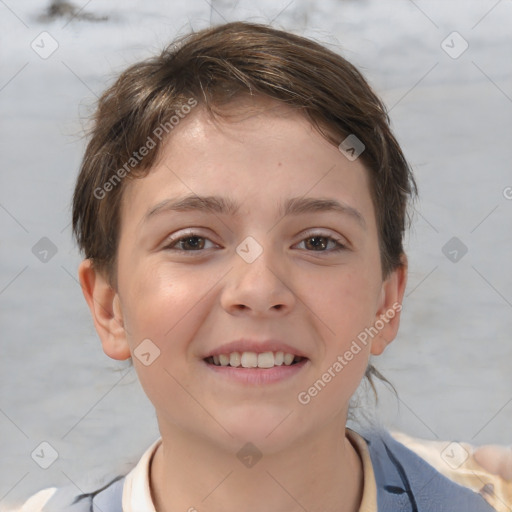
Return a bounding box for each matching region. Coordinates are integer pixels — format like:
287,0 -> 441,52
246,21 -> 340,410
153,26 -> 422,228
220,246 -> 296,317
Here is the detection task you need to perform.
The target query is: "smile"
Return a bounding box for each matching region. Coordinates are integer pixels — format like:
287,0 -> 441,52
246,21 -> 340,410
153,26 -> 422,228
205,351 -> 305,368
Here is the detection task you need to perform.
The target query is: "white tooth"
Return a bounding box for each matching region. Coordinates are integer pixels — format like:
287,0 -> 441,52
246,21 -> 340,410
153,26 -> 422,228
213,355 -> 220,365
283,353 -> 295,365
229,352 -> 241,367
219,354 -> 229,366
274,351 -> 284,366
257,352 -> 275,368
241,352 -> 258,368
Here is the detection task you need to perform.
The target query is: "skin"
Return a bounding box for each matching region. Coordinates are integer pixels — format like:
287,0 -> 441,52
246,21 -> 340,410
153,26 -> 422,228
473,445 -> 512,481
79,98 -> 408,512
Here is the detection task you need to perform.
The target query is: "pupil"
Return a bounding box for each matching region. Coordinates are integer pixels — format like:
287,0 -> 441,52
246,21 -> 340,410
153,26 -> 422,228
308,237 -> 327,250
185,237 -> 204,250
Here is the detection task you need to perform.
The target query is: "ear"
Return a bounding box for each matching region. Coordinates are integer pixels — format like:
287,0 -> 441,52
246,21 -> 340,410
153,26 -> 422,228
370,254 -> 408,356
78,259 -> 131,360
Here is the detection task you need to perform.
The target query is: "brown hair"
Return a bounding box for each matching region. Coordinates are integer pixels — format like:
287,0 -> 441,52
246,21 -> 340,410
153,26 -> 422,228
73,21 -> 416,284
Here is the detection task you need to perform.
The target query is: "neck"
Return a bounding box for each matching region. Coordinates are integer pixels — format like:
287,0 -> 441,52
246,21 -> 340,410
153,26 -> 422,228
150,419 -> 363,512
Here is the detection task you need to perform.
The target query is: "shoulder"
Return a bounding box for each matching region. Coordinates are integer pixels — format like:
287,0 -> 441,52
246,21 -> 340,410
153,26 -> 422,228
14,476 -> 125,512
390,431 -> 512,512
362,429 -> 498,512
15,438 -> 160,512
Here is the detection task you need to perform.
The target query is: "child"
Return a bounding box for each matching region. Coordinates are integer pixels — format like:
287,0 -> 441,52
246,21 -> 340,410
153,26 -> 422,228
19,21 -> 510,512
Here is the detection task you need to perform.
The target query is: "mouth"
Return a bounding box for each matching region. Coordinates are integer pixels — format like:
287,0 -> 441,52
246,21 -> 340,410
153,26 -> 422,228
201,340 -> 309,385
204,351 -> 306,369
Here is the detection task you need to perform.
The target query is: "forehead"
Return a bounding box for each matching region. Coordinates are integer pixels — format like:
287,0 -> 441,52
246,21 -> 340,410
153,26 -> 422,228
121,100 -> 376,228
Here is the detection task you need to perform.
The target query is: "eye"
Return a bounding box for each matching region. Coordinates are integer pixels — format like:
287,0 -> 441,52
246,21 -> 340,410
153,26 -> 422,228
296,234 -> 346,252
163,232 -> 217,251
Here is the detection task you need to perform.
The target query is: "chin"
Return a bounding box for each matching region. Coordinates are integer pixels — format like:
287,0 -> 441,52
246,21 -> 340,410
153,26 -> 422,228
215,404 -> 304,454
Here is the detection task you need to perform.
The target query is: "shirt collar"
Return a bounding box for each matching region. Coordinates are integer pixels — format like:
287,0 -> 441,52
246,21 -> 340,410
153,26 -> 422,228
122,438 -> 161,512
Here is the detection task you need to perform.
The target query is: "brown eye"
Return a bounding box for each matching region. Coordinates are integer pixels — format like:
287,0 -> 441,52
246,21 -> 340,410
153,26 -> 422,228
296,234 -> 345,252
176,236 -> 206,250
164,233 -> 215,252
305,236 -> 328,250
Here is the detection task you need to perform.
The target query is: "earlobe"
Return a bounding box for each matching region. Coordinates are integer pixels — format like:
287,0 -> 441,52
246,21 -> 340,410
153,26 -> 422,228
370,256 -> 408,356
78,259 -> 131,360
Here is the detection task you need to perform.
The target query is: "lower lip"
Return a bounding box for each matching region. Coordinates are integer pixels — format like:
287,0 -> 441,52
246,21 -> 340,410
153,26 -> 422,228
203,359 -> 309,385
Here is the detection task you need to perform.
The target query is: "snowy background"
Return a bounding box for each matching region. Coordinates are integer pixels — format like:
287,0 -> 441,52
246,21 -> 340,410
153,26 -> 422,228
1,0 -> 511,508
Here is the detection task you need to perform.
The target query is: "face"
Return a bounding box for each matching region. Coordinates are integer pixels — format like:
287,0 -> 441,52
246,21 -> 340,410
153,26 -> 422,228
83,99 -> 406,453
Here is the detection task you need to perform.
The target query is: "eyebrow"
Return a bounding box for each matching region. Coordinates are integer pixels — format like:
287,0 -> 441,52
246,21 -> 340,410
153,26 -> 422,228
144,194 -> 366,229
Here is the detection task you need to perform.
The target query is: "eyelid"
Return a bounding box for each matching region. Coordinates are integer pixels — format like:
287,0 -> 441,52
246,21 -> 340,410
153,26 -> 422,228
162,229 -> 219,251
294,229 -> 349,251
298,228 -> 348,243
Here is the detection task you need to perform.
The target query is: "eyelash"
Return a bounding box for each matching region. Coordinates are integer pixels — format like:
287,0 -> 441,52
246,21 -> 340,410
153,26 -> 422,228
163,230 -> 347,253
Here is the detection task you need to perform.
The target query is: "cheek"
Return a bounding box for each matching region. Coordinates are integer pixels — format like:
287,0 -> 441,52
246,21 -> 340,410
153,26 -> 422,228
295,270 -> 376,418
311,265 -> 381,342
117,264 -> 215,421
119,262 -> 221,357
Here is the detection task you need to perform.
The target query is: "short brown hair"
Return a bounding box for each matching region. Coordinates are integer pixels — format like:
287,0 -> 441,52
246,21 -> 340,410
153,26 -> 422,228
72,21 -> 416,284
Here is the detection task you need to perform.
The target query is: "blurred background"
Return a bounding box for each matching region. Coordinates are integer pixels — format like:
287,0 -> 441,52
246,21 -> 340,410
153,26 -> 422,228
1,0 -> 511,508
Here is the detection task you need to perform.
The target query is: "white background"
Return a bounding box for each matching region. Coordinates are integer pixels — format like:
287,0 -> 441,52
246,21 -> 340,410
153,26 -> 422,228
1,0 -> 511,508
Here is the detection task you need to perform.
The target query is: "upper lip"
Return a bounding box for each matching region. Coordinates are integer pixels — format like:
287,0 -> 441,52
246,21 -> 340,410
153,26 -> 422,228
203,339 -> 308,359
